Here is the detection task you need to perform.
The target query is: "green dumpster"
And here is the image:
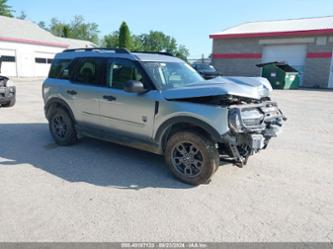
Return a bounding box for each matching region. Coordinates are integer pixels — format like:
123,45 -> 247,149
257,62 -> 300,89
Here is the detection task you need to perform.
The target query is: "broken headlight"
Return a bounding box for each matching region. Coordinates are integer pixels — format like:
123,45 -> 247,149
6,80 -> 15,93
229,108 -> 265,133
241,108 -> 265,127
229,109 -> 243,133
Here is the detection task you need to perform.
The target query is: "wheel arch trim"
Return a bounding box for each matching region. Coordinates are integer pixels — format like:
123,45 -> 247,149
154,116 -> 222,146
45,97 -> 75,121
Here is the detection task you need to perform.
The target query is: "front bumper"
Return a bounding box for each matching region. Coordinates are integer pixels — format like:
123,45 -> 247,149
228,101 -> 286,134
220,101 -> 286,166
0,86 -> 16,106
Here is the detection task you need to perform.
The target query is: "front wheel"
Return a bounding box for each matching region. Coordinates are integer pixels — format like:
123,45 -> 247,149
2,98 -> 15,107
165,131 -> 219,185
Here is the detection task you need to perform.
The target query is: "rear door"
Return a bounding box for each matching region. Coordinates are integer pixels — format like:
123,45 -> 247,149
68,57 -> 108,131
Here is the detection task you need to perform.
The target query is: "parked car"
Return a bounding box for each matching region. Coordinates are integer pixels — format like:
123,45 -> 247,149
43,48 -> 286,185
192,63 -> 220,79
0,56 -> 16,108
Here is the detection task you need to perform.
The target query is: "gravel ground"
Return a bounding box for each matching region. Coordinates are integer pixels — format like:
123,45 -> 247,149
0,79 -> 333,242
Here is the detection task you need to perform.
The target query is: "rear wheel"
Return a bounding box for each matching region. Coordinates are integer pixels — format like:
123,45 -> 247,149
49,108 -> 78,146
165,131 -> 219,185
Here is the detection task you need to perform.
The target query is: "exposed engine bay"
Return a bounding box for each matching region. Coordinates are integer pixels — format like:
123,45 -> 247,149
222,100 -> 286,167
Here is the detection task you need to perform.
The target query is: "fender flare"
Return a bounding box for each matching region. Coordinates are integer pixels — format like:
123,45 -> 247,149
154,116 -> 222,147
45,97 -> 75,121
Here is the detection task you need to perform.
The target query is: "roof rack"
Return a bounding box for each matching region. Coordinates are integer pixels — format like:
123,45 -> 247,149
62,48 -> 174,57
63,47 -> 130,54
131,51 -> 174,57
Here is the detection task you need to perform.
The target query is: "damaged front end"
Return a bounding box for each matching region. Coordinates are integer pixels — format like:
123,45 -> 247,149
0,76 -> 16,108
0,56 -> 16,108
220,101 -> 286,167
162,75 -> 286,167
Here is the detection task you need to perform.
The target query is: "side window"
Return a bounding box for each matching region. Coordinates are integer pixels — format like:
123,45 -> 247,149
72,58 -> 106,86
49,59 -> 71,79
109,60 -> 144,90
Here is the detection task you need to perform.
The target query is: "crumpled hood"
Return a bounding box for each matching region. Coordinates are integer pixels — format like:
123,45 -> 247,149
162,76 -> 273,100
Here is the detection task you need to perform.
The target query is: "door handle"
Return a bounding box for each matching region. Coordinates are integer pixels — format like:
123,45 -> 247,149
67,90 -> 77,96
103,95 -> 117,102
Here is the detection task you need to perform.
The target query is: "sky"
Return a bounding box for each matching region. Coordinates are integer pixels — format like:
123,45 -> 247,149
8,0 -> 333,58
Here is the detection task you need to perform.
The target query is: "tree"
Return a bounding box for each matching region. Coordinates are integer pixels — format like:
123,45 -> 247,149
49,18 -> 67,37
69,15 -> 99,44
38,21 -> 48,31
118,22 -> 131,49
175,45 -> 190,61
62,25 -> 70,38
102,31 -> 119,48
17,10 -> 26,20
48,16 -> 99,44
131,35 -> 144,51
0,0 -> 13,17
140,31 -> 189,60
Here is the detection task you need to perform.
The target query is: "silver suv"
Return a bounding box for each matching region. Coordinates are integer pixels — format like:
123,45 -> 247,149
43,48 -> 286,185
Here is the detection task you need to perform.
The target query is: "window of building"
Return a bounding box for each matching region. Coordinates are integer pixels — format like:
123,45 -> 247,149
1,56 -> 16,62
35,58 -> 47,64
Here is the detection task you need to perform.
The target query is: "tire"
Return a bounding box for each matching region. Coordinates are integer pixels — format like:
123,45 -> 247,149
49,107 -> 78,146
165,131 -> 219,185
2,98 -> 15,107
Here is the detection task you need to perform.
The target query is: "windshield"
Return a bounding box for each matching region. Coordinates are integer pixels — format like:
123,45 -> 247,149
143,62 -> 204,89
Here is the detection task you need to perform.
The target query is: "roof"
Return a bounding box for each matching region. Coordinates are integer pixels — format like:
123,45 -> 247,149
57,37 -> 96,49
0,15 -> 68,47
55,49 -> 183,63
210,16 -> 333,39
0,15 -> 96,48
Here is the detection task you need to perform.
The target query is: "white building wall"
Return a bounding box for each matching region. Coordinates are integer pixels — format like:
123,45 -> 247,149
0,41 -> 65,77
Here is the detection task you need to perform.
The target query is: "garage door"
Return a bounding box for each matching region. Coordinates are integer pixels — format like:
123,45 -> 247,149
34,52 -> 55,77
262,45 -> 307,86
329,53 -> 333,89
0,49 -> 17,77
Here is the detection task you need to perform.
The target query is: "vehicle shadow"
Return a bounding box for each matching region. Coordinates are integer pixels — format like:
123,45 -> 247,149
293,87 -> 333,93
0,123 -> 194,190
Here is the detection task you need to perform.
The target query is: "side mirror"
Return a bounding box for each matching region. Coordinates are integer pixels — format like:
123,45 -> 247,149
124,80 -> 147,93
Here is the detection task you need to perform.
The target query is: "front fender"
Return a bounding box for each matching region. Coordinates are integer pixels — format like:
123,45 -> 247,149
154,116 -> 223,145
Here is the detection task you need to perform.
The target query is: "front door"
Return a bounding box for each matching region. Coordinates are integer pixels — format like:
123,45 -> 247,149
99,58 -> 156,140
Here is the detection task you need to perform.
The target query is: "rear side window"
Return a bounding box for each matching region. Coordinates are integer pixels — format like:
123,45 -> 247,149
49,59 -> 72,79
72,58 -> 106,86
